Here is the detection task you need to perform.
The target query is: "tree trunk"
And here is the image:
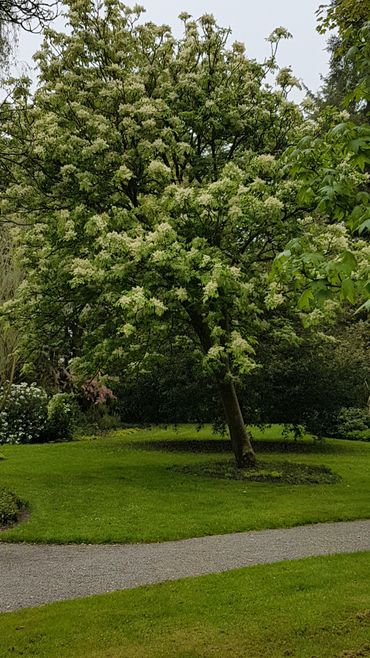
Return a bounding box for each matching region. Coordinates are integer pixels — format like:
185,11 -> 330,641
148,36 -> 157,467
218,379 -> 256,468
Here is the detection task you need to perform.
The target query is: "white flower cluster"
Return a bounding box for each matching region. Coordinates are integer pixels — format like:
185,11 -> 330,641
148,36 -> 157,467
265,281 -> 285,309
264,196 -> 283,215
147,159 -> 171,179
0,383 -> 48,445
256,154 -> 276,174
174,287 -> 188,302
203,280 -> 219,300
207,344 -> 225,360
229,331 -> 257,374
118,286 -> 167,317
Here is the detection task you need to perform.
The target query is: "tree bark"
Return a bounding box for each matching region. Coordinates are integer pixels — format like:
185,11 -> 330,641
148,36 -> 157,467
218,379 -> 256,468
183,305 -> 256,467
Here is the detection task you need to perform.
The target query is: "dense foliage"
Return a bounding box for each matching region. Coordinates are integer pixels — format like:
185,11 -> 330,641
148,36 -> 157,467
280,1 -> 370,312
115,316 -> 369,440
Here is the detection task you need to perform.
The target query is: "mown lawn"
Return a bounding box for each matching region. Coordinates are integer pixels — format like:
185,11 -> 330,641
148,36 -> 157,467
1,552 -> 369,657
0,425 -> 369,543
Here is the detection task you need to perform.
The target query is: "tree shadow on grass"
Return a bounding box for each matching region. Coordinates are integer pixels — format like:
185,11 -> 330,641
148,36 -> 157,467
131,438 -> 356,455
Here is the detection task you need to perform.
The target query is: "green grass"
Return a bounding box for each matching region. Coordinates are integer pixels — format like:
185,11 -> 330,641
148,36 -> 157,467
0,424 -> 369,543
1,552 -> 369,657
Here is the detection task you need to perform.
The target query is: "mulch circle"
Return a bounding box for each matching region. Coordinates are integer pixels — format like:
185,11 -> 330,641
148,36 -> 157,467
170,459 -> 342,485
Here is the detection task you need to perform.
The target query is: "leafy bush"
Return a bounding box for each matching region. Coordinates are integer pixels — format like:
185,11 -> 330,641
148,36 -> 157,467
240,318 -> 370,433
0,487 -> 23,526
46,393 -> 77,441
0,382 -> 48,444
77,404 -> 121,434
302,409 -> 337,439
115,347 -> 217,426
303,406 -> 370,440
335,407 -> 370,440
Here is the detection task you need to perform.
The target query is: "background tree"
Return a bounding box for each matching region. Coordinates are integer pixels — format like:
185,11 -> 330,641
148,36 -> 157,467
0,1 -> 58,68
317,0 -> 370,118
242,313 -> 369,434
2,1 -> 365,465
278,0 -> 370,312
0,225 -> 21,386
0,1 -> 59,390
114,312 -> 370,437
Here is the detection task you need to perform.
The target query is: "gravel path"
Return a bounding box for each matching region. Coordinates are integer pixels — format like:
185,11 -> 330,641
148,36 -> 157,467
1,519 -> 369,612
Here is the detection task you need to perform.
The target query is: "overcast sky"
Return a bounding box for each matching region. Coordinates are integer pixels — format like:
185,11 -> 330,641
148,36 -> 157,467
13,0 -> 330,100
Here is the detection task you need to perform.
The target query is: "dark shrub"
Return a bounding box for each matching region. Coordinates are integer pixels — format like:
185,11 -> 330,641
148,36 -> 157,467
46,393 -> 78,441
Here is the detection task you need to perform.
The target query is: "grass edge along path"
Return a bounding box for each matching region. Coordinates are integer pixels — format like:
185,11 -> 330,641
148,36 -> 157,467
0,551 -> 369,657
1,519 -> 369,612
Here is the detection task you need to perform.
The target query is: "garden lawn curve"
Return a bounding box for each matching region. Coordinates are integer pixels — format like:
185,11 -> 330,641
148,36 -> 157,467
1,427 -> 370,545
1,519 -> 370,612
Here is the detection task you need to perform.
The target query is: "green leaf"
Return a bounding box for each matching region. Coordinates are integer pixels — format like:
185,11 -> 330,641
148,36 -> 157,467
298,289 -> 314,311
340,251 -> 357,274
358,218 -> 370,234
351,154 -> 369,171
331,123 -> 348,136
340,278 -> 355,303
349,138 -> 364,154
356,192 -> 369,206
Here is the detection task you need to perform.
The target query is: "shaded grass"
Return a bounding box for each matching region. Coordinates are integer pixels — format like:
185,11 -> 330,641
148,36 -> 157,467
0,552 -> 369,657
0,425 -> 369,543
170,458 -> 342,484
132,437 -> 349,454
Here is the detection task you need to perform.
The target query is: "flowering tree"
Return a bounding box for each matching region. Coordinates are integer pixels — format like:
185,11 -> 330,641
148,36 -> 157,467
2,1 -> 366,465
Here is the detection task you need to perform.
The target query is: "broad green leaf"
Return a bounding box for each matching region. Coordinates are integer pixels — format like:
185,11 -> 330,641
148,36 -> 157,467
340,278 -> 355,303
340,251 -> 357,274
298,289 -> 314,311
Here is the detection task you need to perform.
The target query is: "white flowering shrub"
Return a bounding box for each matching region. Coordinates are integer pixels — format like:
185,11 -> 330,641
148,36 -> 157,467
0,383 -> 48,444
